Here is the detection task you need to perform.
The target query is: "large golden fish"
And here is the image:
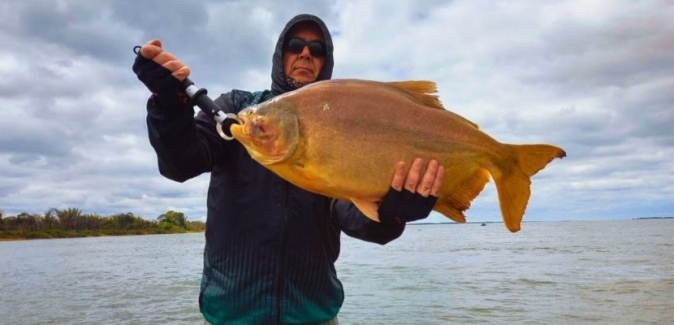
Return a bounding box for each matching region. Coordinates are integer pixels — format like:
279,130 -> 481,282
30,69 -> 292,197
228,79 -> 566,232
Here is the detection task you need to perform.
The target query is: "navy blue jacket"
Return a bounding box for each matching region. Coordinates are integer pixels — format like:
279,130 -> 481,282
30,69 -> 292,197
145,14 -> 405,324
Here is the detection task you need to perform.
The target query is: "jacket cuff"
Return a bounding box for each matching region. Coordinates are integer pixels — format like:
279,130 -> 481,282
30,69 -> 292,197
365,220 -> 405,245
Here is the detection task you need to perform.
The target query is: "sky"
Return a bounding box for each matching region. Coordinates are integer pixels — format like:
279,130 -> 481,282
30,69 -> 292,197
0,0 -> 672,224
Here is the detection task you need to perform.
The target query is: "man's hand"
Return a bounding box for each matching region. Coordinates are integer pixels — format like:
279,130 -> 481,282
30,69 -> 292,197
132,39 -> 191,106
377,158 -> 445,225
137,39 -> 190,81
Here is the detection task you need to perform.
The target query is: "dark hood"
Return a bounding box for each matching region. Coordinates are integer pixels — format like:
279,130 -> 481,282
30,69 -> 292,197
271,14 -> 334,95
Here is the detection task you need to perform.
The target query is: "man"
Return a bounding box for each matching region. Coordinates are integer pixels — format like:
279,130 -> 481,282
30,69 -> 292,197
133,14 -> 444,325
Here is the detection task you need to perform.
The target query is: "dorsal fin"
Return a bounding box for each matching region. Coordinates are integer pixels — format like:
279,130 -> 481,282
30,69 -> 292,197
386,80 -> 480,130
386,80 -> 444,110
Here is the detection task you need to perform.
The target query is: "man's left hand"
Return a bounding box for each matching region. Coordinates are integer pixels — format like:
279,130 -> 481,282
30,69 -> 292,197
377,158 -> 445,225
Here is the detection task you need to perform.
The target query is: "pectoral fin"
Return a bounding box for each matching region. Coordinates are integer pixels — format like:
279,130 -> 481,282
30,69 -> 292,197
350,198 -> 380,222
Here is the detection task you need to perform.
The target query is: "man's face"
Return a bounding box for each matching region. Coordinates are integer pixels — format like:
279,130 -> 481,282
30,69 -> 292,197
282,23 -> 326,86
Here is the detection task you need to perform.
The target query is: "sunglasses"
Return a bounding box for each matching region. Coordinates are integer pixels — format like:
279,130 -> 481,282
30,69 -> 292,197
285,38 -> 326,57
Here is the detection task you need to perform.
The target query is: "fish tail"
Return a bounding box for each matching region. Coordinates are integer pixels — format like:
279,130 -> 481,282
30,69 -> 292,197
493,144 -> 566,232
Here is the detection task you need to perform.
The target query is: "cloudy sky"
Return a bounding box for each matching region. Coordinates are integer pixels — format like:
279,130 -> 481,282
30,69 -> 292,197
0,0 -> 672,223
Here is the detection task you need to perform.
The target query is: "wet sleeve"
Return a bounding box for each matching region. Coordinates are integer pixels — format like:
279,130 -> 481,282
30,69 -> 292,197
331,199 -> 405,245
146,93 -> 233,182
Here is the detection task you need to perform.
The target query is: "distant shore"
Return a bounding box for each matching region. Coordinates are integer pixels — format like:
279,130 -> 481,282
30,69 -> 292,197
411,217 -> 674,226
4,217 -> 671,241
0,209 -> 205,241
0,229 -> 205,241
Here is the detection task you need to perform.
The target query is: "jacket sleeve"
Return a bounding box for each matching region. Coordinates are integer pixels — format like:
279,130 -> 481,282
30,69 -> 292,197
146,94 -> 233,182
331,199 -> 405,245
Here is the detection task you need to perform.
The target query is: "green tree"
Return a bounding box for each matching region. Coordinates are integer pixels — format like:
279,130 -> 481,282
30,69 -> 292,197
43,209 -> 59,229
111,212 -> 137,230
14,212 -> 40,231
1,208 -> 204,240
157,210 -> 187,229
57,207 -> 82,230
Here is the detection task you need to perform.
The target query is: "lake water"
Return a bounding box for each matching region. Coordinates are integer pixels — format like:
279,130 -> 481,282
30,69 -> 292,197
1,220 -> 672,324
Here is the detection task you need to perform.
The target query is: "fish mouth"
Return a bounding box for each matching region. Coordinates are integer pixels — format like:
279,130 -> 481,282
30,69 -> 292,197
228,113 -> 264,138
216,113 -> 244,140
232,112 -> 250,135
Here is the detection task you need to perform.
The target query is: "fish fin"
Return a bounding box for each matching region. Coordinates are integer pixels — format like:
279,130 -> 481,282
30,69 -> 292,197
435,167 -> 491,223
350,198 -> 380,222
386,81 -> 445,110
493,144 -> 566,232
434,204 -> 467,223
387,80 -> 480,129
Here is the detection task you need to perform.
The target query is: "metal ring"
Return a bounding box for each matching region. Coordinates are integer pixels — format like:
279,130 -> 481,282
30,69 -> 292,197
225,113 -> 242,124
216,123 -> 234,141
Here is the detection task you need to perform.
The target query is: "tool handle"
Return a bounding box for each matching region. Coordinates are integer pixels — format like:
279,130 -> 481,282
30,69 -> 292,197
182,78 -> 228,123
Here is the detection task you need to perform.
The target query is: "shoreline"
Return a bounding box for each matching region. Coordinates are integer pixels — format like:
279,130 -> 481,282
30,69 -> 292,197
0,230 -> 205,242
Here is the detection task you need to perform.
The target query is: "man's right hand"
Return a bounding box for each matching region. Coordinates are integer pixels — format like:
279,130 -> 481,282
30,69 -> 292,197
377,158 -> 443,225
132,39 -> 191,101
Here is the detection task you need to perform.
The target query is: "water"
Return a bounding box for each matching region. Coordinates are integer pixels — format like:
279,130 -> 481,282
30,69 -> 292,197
1,220 -> 672,324
337,220 -> 673,324
0,234 -> 204,324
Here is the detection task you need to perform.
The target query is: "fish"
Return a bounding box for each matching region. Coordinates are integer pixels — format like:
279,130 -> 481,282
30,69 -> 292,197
228,79 -> 566,232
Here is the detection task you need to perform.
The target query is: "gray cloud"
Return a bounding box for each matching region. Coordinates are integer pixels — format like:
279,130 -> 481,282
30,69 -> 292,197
0,0 -> 672,222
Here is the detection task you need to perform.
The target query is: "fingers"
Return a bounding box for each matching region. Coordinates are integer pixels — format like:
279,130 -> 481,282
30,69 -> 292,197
155,52 -> 190,78
389,162 -> 406,191
417,159 -> 438,197
139,39 -> 163,59
430,165 -> 444,197
162,59 -> 191,80
391,158 -> 445,197
404,158 -> 423,193
152,51 -> 178,65
170,66 -> 190,81
148,39 -> 162,47
139,39 -> 191,80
